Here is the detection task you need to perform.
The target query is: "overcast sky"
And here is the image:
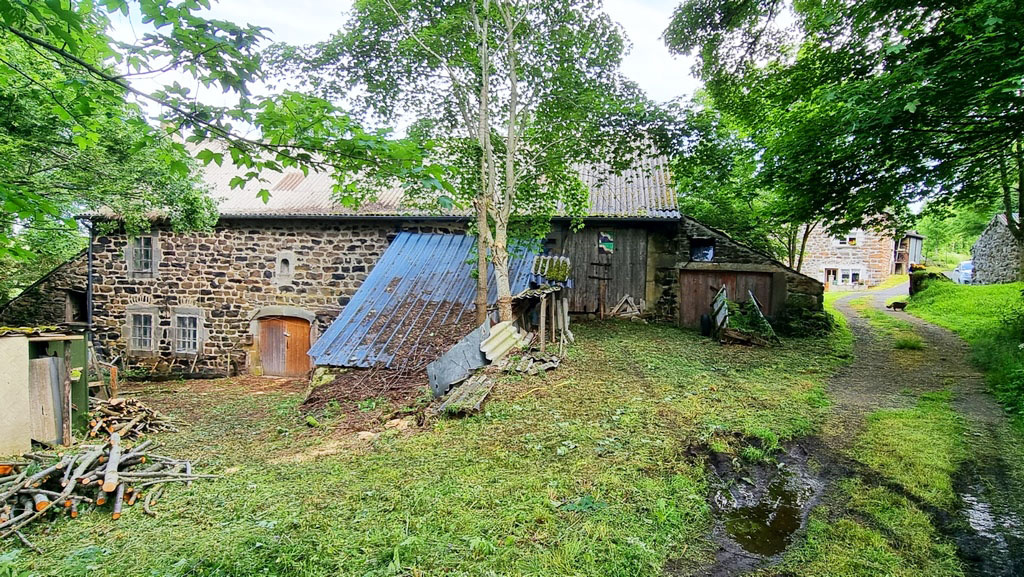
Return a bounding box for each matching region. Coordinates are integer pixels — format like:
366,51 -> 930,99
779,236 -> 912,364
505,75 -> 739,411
111,0 -> 700,106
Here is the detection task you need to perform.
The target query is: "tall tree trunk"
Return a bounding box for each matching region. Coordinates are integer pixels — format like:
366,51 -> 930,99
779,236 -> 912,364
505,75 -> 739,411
491,4 -> 519,322
474,200 -> 489,325
472,1 -> 492,325
785,226 -> 797,269
492,231 -> 513,320
796,222 -> 815,273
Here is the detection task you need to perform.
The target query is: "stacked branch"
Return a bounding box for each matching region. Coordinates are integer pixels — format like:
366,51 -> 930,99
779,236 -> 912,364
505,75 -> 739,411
88,397 -> 180,440
1,435 -> 213,552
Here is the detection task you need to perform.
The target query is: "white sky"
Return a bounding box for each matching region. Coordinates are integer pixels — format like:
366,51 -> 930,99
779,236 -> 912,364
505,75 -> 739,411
111,0 -> 700,107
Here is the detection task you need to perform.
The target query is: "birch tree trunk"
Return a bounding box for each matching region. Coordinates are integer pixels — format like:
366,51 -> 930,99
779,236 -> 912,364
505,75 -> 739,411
473,0 -> 493,325
796,222 -> 815,273
491,3 -> 519,322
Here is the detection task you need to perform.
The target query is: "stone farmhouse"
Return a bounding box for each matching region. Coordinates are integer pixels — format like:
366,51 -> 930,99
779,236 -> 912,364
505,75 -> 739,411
972,213 -> 1021,284
0,157 -> 824,378
801,226 -> 924,289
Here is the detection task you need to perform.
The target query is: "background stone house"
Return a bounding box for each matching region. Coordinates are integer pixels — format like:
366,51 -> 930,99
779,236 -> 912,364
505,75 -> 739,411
801,226 -> 923,289
0,158 -> 824,377
972,214 -> 1021,284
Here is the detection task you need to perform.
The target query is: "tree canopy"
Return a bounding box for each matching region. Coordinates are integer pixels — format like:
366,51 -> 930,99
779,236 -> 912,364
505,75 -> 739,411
665,0 -> 1024,264
277,0 -> 670,320
0,0 -> 444,297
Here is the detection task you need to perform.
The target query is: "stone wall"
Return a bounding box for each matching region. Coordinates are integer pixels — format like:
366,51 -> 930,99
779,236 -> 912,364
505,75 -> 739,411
648,217 -> 824,322
86,219 -> 409,375
972,217 -> 1021,284
800,225 -> 895,289
0,252 -> 88,327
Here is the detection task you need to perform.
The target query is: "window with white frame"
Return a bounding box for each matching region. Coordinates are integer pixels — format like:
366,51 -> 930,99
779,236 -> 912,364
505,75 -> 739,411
175,315 -> 199,353
838,267 -> 863,284
833,230 -> 861,247
131,236 -> 154,272
130,313 -> 154,350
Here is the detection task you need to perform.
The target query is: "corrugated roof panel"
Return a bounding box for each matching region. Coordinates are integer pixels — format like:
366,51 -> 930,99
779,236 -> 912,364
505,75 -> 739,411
309,232 -> 537,369
190,142 -> 679,220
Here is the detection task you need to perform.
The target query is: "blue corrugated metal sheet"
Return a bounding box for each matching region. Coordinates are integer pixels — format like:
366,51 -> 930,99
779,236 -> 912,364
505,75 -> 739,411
309,232 -> 537,368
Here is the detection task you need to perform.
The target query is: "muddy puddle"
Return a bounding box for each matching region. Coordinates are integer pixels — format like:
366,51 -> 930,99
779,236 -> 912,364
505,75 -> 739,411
697,442 -> 829,576
950,460 -> 1024,577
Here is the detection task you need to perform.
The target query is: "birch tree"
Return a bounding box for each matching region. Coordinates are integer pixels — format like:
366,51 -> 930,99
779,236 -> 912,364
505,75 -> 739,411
278,0 -> 668,322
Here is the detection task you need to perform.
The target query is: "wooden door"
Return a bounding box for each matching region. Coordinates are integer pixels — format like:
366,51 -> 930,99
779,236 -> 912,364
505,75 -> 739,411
260,317 -> 311,377
678,271 -> 774,328
561,227 -> 647,313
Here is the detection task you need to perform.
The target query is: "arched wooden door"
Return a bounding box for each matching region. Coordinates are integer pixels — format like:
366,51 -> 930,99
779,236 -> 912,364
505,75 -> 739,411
259,317 -> 311,377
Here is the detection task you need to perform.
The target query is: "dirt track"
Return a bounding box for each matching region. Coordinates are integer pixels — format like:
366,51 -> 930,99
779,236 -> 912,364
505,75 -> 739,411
829,286 -> 1024,577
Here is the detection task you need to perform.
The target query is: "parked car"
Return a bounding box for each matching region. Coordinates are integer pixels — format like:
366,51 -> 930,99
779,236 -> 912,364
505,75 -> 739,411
953,261 -> 973,284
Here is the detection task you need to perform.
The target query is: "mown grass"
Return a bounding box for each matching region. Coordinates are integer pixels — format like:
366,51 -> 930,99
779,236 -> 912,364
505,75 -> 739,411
775,480 -> 963,577
907,281 -> 1024,419
872,274 -> 910,291
771,392 -> 967,577
8,321 -> 847,577
850,391 -> 966,508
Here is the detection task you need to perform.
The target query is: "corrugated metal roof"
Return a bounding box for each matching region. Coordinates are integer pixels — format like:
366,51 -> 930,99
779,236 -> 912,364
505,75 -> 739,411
308,232 -> 537,369
191,143 -> 679,220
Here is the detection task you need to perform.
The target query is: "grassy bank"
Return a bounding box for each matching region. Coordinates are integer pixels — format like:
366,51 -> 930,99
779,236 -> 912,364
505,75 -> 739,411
907,281 -> 1024,420
7,322 -> 847,577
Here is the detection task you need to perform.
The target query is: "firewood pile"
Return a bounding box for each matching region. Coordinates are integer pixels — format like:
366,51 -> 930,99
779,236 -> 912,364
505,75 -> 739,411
0,434 -> 212,552
88,397 -> 180,440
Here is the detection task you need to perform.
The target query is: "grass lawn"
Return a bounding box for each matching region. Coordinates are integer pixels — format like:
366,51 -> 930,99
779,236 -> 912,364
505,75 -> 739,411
6,322 -> 846,577
872,274 -> 910,291
907,281 -> 1024,419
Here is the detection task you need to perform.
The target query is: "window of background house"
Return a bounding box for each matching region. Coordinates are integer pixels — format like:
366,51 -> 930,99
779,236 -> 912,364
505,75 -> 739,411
131,313 -> 154,350
131,236 -> 154,272
835,231 -> 860,247
690,238 -> 715,262
837,268 -> 863,284
175,315 -> 199,353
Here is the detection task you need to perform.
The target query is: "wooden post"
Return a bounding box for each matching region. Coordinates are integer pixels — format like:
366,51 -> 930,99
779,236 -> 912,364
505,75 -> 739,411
62,344 -> 73,446
109,365 -> 118,399
539,295 -> 547,354
598,279 -> 607,319
550,293 -> 556,344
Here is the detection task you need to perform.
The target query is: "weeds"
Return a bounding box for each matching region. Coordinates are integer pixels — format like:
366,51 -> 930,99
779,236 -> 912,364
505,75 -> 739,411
7,322 -> 846,577
893,334 -> 925,350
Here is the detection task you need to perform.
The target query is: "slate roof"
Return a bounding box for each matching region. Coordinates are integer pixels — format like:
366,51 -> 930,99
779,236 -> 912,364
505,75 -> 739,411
308,232 -> 536,369
193,143 -> 679,220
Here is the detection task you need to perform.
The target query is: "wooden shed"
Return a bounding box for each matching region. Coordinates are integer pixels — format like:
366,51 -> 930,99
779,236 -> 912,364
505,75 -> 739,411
0,328 -> 90,455
547,217 -> 822,328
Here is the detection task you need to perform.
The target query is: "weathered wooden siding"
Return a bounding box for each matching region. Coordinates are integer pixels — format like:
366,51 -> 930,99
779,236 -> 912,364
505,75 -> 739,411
552,226 -> 648,313
678,270 -> 774,328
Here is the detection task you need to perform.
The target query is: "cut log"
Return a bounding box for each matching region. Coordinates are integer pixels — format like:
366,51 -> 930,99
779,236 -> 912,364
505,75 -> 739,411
31,493 -> 49,512
101,433 -> 122,493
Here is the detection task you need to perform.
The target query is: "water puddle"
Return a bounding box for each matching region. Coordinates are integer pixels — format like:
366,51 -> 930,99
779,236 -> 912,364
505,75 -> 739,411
951,476 -> 1024,576
696,442 -> 829,575
722,472 -> 805,556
